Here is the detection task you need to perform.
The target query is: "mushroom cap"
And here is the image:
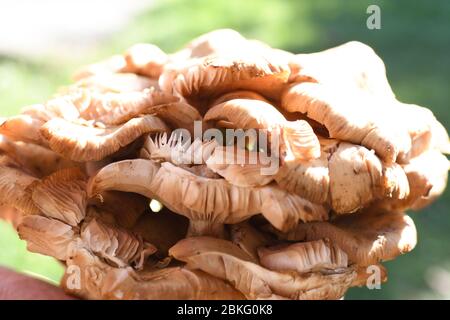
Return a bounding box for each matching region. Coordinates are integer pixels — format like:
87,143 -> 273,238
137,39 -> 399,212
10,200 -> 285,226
123,43 -> 169,79
78,88 -> 179,125
160,52 -> 290,101
257,239 -> 348,274
31,168 -> 87,226
81,217 -> 156,269
184,29 -> 248,58
70,73 -> 157,94
0,135 -> 81,178
206,146 -> 275,187
211,90 -> 270,106
142,101 -> 202,135
282,207 -> 417,266
22,101 -> 80,123
275,152 -> 329,204
0,162 -> 39,214
275,139 -> 410,211
89,159 -> 327,231
205,98 -> 286,129
41,115 -> 169,161
281,82 -> 412,163
289,41 -> 395,98
0,115 -> 47,146
88,159 -> 160,198
62,247 -> 243,300
18,215 -> 75,260
205,98 -> 321,160
259,184 -> 329,232
170,236 -> 356,300
381,149 -> 449,211
328,142 -> 383,213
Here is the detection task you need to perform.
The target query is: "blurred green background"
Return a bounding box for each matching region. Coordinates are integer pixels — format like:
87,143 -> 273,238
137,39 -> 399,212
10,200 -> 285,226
0,0 -> 449,299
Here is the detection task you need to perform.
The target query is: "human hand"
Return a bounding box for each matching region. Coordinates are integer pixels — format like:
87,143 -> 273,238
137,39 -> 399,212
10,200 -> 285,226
0,266 -> 76,300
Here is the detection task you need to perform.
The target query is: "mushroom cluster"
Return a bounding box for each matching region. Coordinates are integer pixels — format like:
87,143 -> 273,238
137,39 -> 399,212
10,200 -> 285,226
0,29 -> 449,300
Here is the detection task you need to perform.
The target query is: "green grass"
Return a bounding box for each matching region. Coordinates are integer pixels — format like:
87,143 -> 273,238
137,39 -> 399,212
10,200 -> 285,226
1,0 -> 449,299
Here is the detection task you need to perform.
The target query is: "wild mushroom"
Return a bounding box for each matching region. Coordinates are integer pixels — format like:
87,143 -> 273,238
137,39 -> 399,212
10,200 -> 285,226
76,88 -> 179,125
280,207 -> 417,266
18,215 -> 76,260
123,43 -> 169,79
0,160 -> 40,215
89,160 -> 328,232
170,236 -> 356,300
31,168 -> 87,226
281,82 -> 414,163
0,29 -> 447,300
288,41 -> 395,98
80,217 -> 157,269
159,50 -> 290,103
257,239 -> 349,274
205,98 -> 321,161
62,246 -> 244,300
0,134 -> 81,178
41,115 -> 169,161
68,73 -> 158,94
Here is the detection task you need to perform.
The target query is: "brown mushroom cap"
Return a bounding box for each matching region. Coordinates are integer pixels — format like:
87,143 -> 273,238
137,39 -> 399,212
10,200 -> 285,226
0,115 -> 47,146
77,88 -> 179,125
62,247 -> 243,300
31,168 -> 87,226
275,151 -> 329,204
211,90 -> 270,106
328,142 -> 384,213
282,207 -> 417,266
289,41 -> 395,98
123,43 -> 169,79
275,139 -> 410,213
205,98 -> 321,160
142,101 -> 202,135
257,239 -> 348,274
160,52 -> 290,101
170,236 -> 356,300
81,217 -> 156,269
184,29 -> 249,58
89,159 -> 328,231
18,215 -> 75,260
0,135 -> 81,178
41,115 -> 169,161
0,162 -> 39,214
69,73 -> 157,94
206,146 -> 275,187
381,149 -> 449,211
281,82 -> 412,163
205,98 -> 287,129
